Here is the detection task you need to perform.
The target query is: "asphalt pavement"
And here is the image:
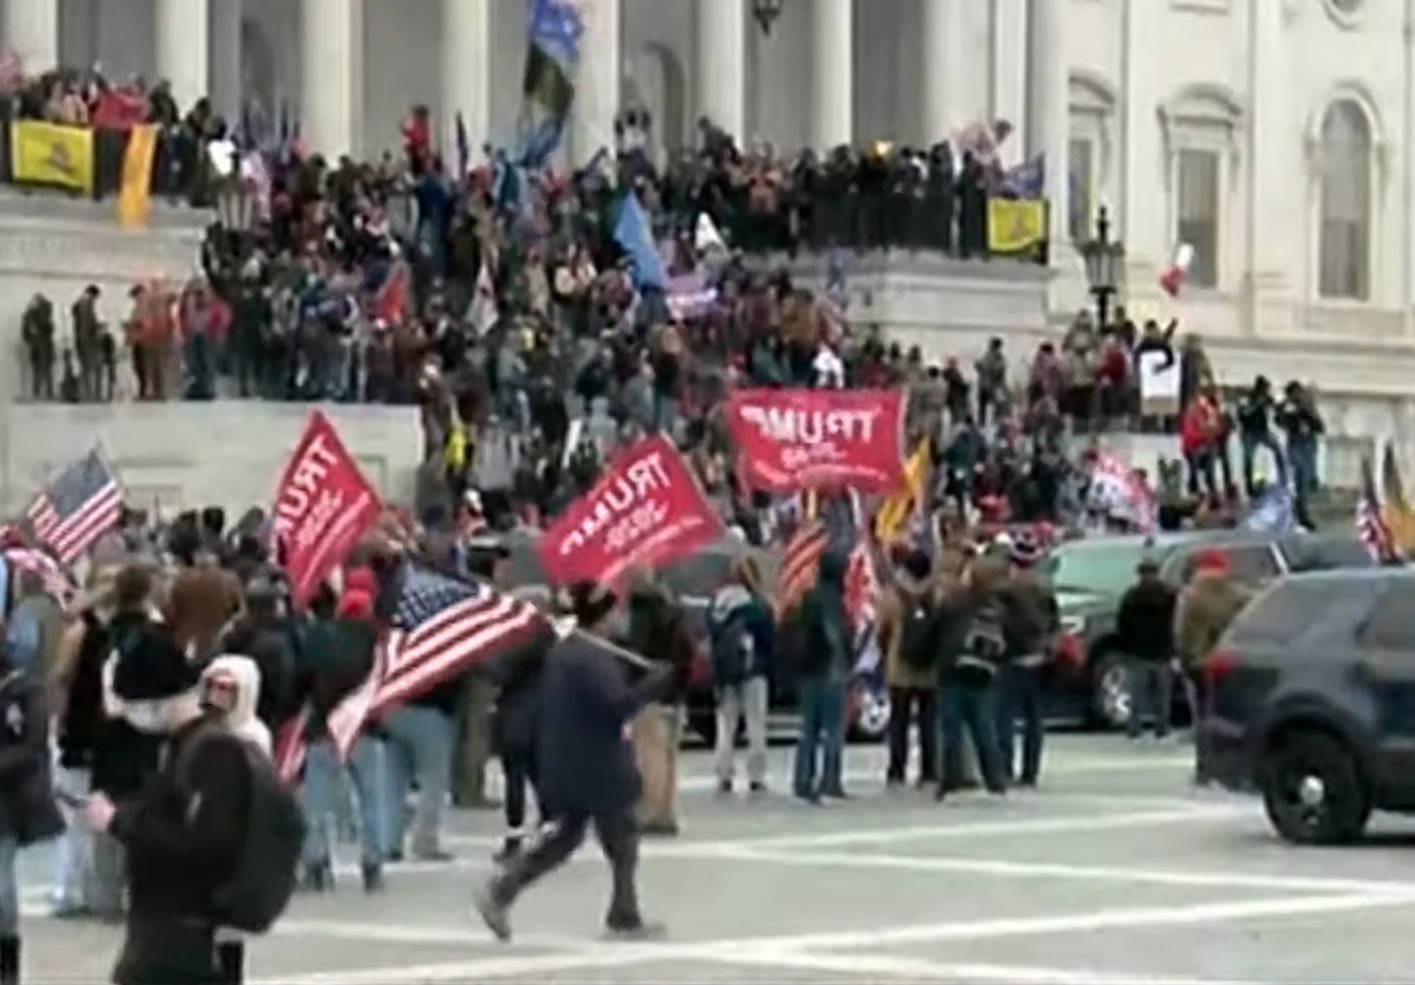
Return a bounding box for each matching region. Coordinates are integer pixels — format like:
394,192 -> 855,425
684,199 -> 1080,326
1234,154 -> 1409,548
18,732 -> 1415,984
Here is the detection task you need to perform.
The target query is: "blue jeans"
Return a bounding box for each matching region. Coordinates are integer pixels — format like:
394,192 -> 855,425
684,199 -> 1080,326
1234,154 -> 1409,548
51,764 -> 94,912
996,665 -> 1044,784
1126,659 -> 1173,738
0,835 -> 16,935
302,734 -> 386,867
939,681 -> 1005,792
184,330 -> 214,399
793,676 -> 846,799
383,704 -> 454,857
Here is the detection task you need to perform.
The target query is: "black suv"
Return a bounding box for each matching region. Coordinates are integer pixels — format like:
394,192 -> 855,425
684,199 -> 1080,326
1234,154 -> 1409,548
1044,531 -> 1371,728
1201,568 -> 1415,844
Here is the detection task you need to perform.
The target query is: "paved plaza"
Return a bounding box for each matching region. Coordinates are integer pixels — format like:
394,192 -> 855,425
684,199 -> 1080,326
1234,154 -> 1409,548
18,733 -> 1415,983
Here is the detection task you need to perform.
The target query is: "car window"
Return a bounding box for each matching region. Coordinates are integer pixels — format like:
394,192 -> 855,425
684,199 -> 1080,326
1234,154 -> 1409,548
1357,587 -> 1415,650
1171,544 -> 1278,586
1282,536 -> 1375,573
1042,543 -> 1142,596
1227,579 -> 1363,646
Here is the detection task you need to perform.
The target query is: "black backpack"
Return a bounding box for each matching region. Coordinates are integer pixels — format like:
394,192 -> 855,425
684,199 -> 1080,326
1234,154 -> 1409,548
178,725 -> 305,934
710,608 -> 754,688
897,591 -> 940,670
956,594 -> 1007,683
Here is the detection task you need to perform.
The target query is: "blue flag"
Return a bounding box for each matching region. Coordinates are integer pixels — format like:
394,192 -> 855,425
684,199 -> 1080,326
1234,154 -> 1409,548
613,192 -> 667,290
518,0 -> 582,167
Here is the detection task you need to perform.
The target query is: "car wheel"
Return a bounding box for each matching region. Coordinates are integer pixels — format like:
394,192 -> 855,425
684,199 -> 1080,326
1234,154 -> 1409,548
1090,652 -> 1131,730
848,682 -> 891,743
1259,731 -> 1371,845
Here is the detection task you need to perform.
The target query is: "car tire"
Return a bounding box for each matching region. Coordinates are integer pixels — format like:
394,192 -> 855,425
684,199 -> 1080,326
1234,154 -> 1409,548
1259,731 -> 1371,845
1089,651 -> 1131,731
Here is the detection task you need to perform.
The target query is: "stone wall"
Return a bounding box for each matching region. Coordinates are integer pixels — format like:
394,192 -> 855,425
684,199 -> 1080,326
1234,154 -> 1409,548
1,402 -> 422,520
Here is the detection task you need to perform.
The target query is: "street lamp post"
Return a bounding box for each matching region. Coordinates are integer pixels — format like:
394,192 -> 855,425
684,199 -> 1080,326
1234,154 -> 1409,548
1081,205 -> 1125,332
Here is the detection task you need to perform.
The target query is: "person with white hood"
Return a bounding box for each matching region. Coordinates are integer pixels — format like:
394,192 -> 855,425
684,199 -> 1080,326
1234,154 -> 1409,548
199,656 -> 271,756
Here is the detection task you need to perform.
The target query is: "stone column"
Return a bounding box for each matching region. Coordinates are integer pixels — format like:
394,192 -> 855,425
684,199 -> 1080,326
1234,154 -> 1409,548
696,0 -> 745,144
443,0 -> 490,169
1244,0 -> 1291,332
1027,0 -> 1068,255
812,0 -> 852,150
572,0 -> 620,166
920,0 -> 964,146
6,0 -> 59,74
155,0 -> 210,115
301,0 -> 362,159
208,0 -> 243,128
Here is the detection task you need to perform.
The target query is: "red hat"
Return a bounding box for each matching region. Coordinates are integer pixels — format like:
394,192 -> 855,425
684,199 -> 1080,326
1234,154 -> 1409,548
338,589 -> 374,620
344,566 -> 377,595
1193,548 -> 1230,575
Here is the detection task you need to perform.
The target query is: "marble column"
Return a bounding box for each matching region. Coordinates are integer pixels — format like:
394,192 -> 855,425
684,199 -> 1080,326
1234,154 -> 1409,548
811,0 -> 852,150
696,0 -> 745,143
443,0 -> 490,169
208,0 -> 243,128
156,0 -> 210,115
1245,0 -> 1291,330
572,0 -> 620,165
1027,0 -> 1068,255
301,0 -> 362,159
6,0 -> 58,74
920,0 -> 964,146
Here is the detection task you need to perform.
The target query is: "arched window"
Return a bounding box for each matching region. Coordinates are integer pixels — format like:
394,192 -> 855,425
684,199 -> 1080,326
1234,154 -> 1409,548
1318,100 -> 1372,301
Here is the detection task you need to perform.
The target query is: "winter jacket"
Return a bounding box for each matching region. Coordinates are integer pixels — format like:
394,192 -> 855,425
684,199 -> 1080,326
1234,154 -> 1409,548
707,584 -> 775,684
877,576 -> 940,690
1116,579 -> 1178,662
1174,575 -> 1253,671
109,713 -> 251,922
220,617 -> 296,731
0,665 -> 63,845
535,635 -> 673,818
798,551 -> 852,681
999,577 -> 1060,666
297,616 -> 378,741
626,584 -> 695,703
1180,397 -> 1221,457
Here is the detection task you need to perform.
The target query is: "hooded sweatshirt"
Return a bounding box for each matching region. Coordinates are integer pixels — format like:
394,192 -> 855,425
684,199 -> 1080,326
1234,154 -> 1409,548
201,655 -> 272,756
800,551 -> 851,680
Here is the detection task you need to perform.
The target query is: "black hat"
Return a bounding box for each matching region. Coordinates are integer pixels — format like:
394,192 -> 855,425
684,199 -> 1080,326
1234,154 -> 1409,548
902,549 -> 932,582
112,632 -> 200,702
568,580 -> 617,627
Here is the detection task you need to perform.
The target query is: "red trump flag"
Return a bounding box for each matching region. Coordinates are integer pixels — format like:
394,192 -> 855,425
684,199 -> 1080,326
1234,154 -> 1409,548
271,412 -> 383,605
726,388 -> 906,493
538,433 -> 723,587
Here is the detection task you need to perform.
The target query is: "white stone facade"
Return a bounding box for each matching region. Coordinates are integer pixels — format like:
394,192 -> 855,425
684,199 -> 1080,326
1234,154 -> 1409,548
6,0 -> 1415,481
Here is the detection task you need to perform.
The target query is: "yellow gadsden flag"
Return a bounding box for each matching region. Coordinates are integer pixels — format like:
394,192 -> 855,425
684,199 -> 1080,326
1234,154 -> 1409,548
875,437 -> 932,544
1381,441 -> 1415,553
11,120 -> 93,195
987,199 -> 1046,255
116,124 -> 159,229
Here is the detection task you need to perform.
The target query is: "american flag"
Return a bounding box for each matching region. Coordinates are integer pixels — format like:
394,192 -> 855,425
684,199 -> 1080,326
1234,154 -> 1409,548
327,565 -> 549,760
27,450 -> 123,565
3,547 -> 76,609
1357,455 -> 1399,564
774,518 -> 829,617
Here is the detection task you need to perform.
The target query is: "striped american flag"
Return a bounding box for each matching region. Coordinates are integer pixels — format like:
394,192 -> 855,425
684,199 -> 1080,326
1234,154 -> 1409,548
2,546 -> 76,609
327,565 -> 548,760
1357,455 -> 1399,563
27,450 -> 123,565
774,518 -> 828,617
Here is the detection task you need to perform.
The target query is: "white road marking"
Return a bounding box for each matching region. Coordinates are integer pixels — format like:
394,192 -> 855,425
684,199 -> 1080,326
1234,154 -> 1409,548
707,844 -> 1415,896
706,948 -> 1260,985
255,892 -> 1405,984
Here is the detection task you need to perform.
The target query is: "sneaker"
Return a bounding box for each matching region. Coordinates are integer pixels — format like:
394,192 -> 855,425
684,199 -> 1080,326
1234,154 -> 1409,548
716,779 -> 732,795
493,837 -> 522,865
748,781 -> 767,795
604,920 -> 667,942
472,884 -> 513,943
302,861 -> 333,892
638,819 -> 679,837
820,788 -> 850,801
361,862 -> 384,893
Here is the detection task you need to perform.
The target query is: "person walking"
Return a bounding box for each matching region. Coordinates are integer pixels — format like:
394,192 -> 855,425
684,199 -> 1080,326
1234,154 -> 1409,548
707,554 -> 774,795
878,549 -> 941,789
1236,376 -> 1285,496
625,571 -> 694,835
1116,557 -> 1179,739
792,550 -> 854,803
0,621 -> 65,985
996,535 -> 1059,787
473,582 -> 677,943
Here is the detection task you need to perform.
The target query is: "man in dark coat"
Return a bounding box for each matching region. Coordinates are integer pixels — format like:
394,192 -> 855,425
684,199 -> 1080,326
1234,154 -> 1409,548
1115,557 -> 1179,739
474,582 -> 675,943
